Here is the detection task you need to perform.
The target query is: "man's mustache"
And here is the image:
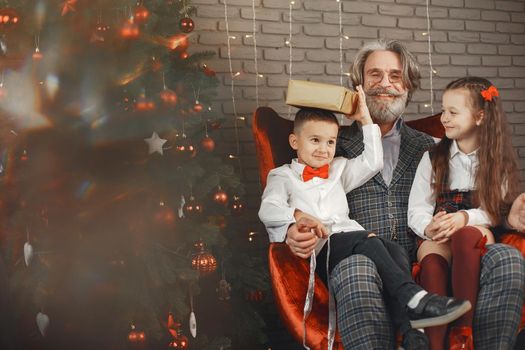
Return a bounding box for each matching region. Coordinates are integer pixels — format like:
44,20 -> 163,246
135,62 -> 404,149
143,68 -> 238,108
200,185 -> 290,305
366,87 -> 405,97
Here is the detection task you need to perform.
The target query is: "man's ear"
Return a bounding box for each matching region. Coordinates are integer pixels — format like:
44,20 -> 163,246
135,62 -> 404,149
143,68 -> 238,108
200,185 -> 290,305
476,110 -> 485,126
289,133 -> 298,150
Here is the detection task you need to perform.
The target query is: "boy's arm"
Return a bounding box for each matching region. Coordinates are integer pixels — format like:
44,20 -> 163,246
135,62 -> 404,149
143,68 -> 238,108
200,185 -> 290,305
258,170 -> 297,243
340,123 -> 383,192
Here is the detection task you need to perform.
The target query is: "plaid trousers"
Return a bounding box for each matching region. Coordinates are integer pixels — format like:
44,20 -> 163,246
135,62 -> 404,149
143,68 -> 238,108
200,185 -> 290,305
329,244 -> 525,350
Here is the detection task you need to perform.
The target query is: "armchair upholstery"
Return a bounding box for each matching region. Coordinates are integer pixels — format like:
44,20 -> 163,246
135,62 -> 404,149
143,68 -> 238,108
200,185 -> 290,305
252,107 -> 525,349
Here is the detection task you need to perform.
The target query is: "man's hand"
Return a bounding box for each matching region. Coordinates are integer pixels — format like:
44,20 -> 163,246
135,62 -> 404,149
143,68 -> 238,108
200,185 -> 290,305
508,193 -> 525,232
344,85 -> 373,126
286,217 -> 328,259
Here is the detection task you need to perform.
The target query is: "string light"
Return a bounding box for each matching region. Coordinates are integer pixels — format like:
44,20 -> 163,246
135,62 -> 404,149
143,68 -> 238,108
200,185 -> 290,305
425,0 -> 434,115
223,0 -> 237,117
251,0 -> 259,106
337,0 -> 344,87
288,1 -> 294,118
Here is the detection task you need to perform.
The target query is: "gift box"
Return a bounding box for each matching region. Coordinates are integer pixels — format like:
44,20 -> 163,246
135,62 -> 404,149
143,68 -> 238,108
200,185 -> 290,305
285,80 -> 358,115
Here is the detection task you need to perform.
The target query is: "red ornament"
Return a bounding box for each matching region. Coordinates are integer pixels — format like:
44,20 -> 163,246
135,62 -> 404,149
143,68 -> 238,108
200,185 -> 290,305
167,34 -> 188,51
20,150 -> 28,161
200,136 -> 215,152
167,316 -> 188,349
179,17 -> 194,33
61,0 -> 77,16
32,48 -> 43,61
202,64 -> 216,77
193,102 -> 203,113
133,5 -> 149,25
0,8 -> 20,31
128,323 -> 146,343
135,94 -> 155,111
207,119 -> 222,130
173,135 -> 197,160
230,195 -> 244,216
183,196 -> 203,219
120,19 -> 140,39
179,51 -> 189,60
246,289 -> 264,302
92,23 -> 110,43
213,187 -> 228,205
153,203 -> 176,228
191,240 -> 217,274
160,89 -> 178,107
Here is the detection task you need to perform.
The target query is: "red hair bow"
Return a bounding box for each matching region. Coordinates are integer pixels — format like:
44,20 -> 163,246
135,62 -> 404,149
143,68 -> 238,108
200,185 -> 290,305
480,85 -> 499,102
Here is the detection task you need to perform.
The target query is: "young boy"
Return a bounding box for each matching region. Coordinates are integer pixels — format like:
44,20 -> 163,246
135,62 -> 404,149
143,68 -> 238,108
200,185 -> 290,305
258,86 -> 471,350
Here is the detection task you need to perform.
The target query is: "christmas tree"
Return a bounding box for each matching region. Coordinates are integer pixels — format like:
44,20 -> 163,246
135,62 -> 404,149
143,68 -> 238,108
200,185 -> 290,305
0,1 -> 269,349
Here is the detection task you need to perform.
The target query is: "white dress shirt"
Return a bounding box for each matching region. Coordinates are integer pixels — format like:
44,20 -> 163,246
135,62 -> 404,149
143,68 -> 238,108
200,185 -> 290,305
258,124 -> 383,254
381,118 -> 402,186
408,140 -> 492,239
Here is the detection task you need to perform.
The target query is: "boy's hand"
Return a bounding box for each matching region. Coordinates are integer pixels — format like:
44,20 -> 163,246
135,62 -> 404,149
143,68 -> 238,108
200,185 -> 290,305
344,85 -> 373,126
508,193 -> 525,232
294,210 -> 329,239
286,216 -> 329,259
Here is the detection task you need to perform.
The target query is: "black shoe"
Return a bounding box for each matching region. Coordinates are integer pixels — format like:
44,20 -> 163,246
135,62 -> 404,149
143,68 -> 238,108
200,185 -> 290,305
408,293 -> 471,329
400,328 -> 429,350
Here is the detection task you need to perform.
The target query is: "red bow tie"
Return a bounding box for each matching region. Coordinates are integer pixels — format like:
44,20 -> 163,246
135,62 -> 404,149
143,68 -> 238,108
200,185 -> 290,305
302,164 -> 329,182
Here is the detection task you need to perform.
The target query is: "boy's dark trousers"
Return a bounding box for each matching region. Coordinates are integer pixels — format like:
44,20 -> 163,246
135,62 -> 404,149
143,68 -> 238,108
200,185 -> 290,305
315,231 -> 420,334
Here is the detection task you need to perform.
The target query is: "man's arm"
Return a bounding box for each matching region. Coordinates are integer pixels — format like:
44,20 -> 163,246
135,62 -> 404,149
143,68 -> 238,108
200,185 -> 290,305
508,193 -> 525,232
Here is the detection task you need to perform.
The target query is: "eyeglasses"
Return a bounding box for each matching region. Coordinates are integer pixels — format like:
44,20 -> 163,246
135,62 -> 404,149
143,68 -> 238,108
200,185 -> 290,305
365,70 -> 403,85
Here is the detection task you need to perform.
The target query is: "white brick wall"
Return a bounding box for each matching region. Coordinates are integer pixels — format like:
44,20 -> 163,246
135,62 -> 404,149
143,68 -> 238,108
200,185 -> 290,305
190,0 -> 525,205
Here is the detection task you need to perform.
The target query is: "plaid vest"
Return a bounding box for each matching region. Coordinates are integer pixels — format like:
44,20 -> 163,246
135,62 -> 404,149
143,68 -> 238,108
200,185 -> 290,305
337,121 -> 435,260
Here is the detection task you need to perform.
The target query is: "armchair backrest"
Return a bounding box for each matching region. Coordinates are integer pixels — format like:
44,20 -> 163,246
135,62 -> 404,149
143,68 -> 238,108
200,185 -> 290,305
252,107 -> 444,188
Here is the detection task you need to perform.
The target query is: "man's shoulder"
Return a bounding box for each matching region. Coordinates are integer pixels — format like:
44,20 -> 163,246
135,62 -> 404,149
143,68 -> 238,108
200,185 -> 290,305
402,123 -> 435,147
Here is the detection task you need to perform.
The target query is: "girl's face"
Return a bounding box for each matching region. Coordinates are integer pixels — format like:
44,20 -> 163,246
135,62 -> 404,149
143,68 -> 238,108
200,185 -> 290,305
441,88 -> 483,143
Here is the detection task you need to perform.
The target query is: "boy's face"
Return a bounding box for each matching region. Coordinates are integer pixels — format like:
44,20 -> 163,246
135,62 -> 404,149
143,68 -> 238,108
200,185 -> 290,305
289,120 -> 338,169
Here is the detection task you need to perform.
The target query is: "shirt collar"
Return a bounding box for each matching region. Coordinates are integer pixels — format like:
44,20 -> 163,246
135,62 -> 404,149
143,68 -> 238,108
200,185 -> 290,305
291,158 -> 306,177
383,118 -> 403,139
450,140 -> 478,158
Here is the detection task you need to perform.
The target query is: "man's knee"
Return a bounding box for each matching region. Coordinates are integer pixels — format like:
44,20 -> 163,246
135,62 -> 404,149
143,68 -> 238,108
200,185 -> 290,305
481,244 -> 525,286
331,254 -> 382,290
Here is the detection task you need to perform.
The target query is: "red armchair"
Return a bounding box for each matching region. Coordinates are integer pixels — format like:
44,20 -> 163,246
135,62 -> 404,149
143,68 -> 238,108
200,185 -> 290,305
252,106 -> 525,350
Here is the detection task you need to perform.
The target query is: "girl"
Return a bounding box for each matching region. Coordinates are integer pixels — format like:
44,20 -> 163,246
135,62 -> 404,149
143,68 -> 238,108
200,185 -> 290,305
408,77 -> 520,350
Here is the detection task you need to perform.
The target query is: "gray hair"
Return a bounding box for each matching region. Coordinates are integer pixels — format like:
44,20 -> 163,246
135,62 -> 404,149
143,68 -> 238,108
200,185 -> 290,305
350,39 -> 421,103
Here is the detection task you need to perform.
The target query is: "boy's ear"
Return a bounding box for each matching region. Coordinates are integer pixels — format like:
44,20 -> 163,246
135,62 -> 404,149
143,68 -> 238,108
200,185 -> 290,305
476,110 -> 485,126
289,133 -> 298,150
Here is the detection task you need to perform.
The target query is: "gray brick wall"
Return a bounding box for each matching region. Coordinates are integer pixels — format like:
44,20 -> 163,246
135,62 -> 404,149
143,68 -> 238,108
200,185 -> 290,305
190,0 -> 525,214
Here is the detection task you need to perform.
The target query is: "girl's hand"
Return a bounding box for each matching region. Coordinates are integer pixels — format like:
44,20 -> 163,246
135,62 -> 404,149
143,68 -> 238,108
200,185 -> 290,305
344,85 -> 373,126
423,211 -> 448,239
430,211 -> 468,244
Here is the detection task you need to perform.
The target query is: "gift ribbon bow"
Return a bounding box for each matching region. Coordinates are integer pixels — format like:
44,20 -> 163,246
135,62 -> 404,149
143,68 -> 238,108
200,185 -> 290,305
480,85 -> 499,102
302,164 -> 329,182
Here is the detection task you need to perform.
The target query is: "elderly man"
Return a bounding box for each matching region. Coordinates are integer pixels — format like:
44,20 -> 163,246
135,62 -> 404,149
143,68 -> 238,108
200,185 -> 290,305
285,39 -> 525,350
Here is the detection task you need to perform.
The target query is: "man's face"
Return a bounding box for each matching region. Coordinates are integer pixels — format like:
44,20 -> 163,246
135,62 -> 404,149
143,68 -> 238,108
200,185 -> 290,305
362,50 -> 408,125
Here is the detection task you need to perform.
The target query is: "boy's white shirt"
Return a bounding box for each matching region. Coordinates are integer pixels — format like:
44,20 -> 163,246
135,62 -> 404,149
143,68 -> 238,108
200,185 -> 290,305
258,124 -> 383,255
408,139 -> 492,239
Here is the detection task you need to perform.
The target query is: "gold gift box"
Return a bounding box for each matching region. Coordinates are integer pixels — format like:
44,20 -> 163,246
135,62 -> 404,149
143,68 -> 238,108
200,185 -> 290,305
285,80 -> 358,115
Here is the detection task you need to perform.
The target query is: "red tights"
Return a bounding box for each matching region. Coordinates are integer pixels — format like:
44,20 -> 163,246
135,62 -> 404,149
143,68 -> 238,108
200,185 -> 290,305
418,226 -> 484,350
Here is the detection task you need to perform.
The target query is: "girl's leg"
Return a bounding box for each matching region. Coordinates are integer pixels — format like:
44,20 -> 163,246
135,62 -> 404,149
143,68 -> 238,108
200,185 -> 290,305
417,241 -> 451,350
450,226 -> 493,327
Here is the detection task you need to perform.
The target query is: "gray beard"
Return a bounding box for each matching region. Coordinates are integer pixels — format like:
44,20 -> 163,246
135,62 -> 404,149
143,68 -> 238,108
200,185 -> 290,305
366,92 -> 408,124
